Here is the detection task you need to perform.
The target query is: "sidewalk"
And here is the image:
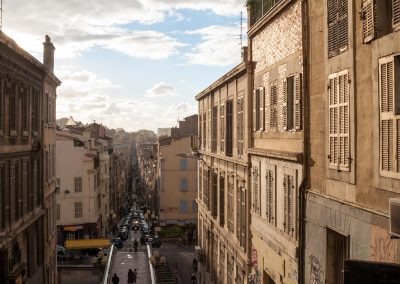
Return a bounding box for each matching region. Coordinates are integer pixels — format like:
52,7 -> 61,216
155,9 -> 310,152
109,251 -> 151,284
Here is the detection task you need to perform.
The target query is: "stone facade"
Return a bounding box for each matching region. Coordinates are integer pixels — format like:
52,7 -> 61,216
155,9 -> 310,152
247,1 -> 305,283
306,0 -> 400,283
196,52 -> 252,284
0,32 -> 60,284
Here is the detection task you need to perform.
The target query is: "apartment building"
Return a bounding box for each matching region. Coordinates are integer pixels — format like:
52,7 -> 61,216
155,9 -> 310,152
305,0 -> 400,283
196,51 -> 252,284
42,35 -> 61,284
56,126 -> 110,244
157,115 -> 198,226
246,0 -> 306,283
0,32 -> 60,284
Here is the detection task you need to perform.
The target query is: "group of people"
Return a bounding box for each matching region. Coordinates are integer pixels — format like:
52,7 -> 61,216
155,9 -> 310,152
112,268 -> 137,284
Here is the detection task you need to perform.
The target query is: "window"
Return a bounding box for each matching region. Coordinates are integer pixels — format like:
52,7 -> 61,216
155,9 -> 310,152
328,70 -> 350,170
237,97 -> 244,156
203,168 -> 209,208
212,105 -> 218,153
22,160 -> 28,216
211,172 -> 218,218
220,102 -> 225,152
199,113 -> 202,149
32,89 -> 40,133
265,169 -> 275,225
9,81 -> 17,132
0,78 -> 4,135
0,163 -> 6,230
192,200 -> 198,213
379,55 -> 400,175
269,82 -> 278,130
74,177 -> 82,192
180,200 -> 188,212
361,0 -> 375,42
252,165 -> 260,214
219,175 -> 225,226
253,88 -> 264,131
227,178 -> 234,233
226,100 -> 233,157
283,174 -> 295,237
180,159 -> 188,170
249,0 -> 284,27
56,178 -> 60,194
326,229 -> 348,284
180,178 -> 188,192
10,163 -> 16,223
74,202 -> 82,218
283,74 -> 302,131
202,112 -> 207,150
240,185 -> 246,250
22,85 -> 29,134
57,204 -> 60,221
327,0 -> 348,58
394,0 -> 400,30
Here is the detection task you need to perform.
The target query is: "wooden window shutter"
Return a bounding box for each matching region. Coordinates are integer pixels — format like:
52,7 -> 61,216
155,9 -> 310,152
380,58 -> 396,172
260,87 -> 265,131
253,90 -> 256,131
393,0 -> 400,30
287,175 -> 294,236
10,164 -> 16,223
265,84 -> 270,132
283,175 -> 288,233
294,74 -> 302,130
282,79 -> 288,131
327,0 -> 338,57
339,72 -> 350,168
337,0 -> 348,52
270,82 -> 278,130
329,77 -> 339,165
362,0 -> 375,43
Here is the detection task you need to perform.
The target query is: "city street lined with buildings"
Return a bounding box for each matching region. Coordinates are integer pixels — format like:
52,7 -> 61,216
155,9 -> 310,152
1,0 -> 400,284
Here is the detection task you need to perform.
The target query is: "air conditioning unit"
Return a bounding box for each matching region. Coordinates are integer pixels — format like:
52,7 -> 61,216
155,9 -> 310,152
389,198 -> 400,238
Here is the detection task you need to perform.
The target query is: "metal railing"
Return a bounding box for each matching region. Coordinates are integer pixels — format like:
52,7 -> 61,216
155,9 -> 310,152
147,244 -> 156,284
101,244 -> 115,284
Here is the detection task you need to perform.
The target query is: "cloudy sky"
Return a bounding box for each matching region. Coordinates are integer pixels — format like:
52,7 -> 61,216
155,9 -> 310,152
4,0 -> 247,131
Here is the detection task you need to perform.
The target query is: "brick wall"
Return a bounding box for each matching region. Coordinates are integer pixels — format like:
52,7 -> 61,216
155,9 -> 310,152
252,1 -> 302,73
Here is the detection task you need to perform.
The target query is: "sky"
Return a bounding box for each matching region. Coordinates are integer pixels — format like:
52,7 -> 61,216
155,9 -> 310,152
4,0 -> 247,132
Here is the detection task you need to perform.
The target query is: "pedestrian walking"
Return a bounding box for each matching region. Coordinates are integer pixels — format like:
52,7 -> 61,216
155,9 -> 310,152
128,268 -> 136,284
191,273 -> 196,283
112,273 -> 119,284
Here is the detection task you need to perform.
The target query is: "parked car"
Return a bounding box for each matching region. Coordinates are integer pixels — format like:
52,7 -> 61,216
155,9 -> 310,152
111,238 -> 123,249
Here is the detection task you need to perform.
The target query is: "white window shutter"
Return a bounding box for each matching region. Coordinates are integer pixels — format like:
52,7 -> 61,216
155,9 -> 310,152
362,0 -> 375,43
270,82 -> 278,130
287,175 -> 294,237
265,84 -> 270,132
294,74 -> 302,130
393,0 -> 400,30
282,79 -> 287,131
328,77 -> 338,166
380,58 -> 396,172
283,175 -> 288,233
253,90 -> 256,131
260,87 -> 265,131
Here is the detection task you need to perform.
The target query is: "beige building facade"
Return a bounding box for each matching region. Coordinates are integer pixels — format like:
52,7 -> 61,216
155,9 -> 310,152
246,1 -> 305,283
305,0 -> 400,283
196,54 -> 252,284
158,134 -> 198,225
0,32 -> 60,284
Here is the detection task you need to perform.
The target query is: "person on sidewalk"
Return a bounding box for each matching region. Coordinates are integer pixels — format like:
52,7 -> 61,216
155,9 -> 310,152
128,268 -> 136,284
112,273 -> 119,284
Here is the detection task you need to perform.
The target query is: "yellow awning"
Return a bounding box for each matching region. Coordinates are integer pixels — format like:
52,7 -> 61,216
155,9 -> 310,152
65,239 -> 111,250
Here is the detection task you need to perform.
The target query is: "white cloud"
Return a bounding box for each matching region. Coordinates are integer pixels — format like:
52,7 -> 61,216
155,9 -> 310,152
184,25 -> 245,66
145,82 -> 177,97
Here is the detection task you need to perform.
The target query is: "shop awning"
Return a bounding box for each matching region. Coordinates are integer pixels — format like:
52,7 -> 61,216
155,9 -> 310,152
64,225 -> 83,232
65,239 -> 110,250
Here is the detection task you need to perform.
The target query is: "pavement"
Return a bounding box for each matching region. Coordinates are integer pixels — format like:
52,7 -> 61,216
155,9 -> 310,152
109,250 -> 151,284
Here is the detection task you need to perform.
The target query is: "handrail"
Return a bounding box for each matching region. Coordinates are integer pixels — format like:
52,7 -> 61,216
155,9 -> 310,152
147,244 -> 156,284
102,244 -> 115,284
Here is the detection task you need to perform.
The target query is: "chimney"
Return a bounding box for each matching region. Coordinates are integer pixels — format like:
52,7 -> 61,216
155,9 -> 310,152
43,35 -> 55,73
241,46 -> 248,63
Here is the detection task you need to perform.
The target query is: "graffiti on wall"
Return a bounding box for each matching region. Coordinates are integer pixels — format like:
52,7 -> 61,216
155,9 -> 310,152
370,225 -> 400,263
310,255 -> 322,284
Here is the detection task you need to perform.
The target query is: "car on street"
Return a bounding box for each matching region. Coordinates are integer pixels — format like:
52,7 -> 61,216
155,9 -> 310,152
111,238 -> 123,249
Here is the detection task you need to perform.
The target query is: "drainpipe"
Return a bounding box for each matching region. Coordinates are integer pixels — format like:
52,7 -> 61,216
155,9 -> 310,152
299,0 -> 310,283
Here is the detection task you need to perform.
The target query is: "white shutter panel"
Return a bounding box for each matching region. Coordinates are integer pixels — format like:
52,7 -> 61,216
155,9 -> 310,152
287,175 -> 294,237
339,72 -> 350,168
260,87 -> 265,131
253,90 -> 256,131
270,82 -> 278,130
380,58 -> 395,172
362,0 -> 375,43
265,84 -> 270,132
282,79 -> 288,131
283,175 -> 288,233
329,76 -> 339,166
294,74 -> 302,130
393,0 -> 400,30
